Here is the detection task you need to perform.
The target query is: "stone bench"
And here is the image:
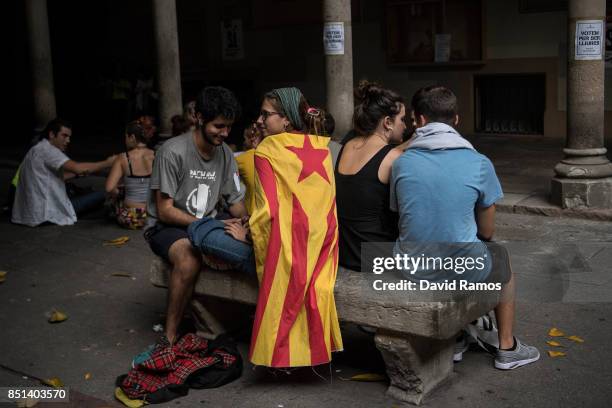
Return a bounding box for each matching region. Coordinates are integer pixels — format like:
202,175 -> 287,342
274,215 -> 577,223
150,257 -> 498,405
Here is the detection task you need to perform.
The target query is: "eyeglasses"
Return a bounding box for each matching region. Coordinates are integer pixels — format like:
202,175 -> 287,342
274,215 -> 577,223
259,110 -> 281,121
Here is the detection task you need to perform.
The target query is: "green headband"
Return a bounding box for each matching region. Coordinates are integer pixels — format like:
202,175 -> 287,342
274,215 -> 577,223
271,87 -> 304,131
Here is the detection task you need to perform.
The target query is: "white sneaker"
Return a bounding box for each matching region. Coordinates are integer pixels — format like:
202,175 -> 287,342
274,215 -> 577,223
453,334 -> 470,362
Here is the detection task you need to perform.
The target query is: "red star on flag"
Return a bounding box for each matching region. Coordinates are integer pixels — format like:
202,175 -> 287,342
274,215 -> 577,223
285,135 -> 330,183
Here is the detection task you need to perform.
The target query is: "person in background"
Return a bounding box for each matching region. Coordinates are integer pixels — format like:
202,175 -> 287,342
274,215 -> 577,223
235,122 -> 263,214
11,118 -> 115,227
171,114 -> 192,137
105,121 -> 154,229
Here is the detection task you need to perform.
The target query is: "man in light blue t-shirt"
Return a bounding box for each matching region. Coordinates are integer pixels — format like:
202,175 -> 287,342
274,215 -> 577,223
390,86 -> 539,370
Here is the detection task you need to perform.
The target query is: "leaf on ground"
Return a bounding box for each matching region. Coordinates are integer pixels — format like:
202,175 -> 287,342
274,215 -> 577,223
567,335 -> 584,343
340,373 -> 387,382
103,236 -> 129,247
0,270 -> 6,283
111,272 -> 133,278
546,341 -> 562,347
43,377 -> 64,387
104,236 -> 129,244
16,399 -> 38,408
548,327 -> 565,337
48,310 -> 68,323
547,351 -> 566,358
84,372 -> 92,380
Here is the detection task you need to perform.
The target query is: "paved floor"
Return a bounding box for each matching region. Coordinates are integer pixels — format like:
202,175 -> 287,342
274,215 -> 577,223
0,194 -> 612,406
0,136 -> 611,407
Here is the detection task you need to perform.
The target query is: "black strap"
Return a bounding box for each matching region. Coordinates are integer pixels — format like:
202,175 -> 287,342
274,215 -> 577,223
125,151 -> 134,177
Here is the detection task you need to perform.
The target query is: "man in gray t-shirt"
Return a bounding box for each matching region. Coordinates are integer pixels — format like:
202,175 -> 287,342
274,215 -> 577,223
146,130 -> 243,227
144,86 -> 247,347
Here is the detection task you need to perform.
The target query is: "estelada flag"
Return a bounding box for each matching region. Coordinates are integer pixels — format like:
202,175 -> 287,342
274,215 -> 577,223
248,132 -> 343,367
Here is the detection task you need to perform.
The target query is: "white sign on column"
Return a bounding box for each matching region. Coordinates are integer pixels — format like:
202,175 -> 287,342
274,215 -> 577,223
324,22 -> 344,55
575,20 -> 604,60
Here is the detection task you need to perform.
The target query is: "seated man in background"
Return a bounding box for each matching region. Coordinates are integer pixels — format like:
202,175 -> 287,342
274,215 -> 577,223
11,118 -> 115,227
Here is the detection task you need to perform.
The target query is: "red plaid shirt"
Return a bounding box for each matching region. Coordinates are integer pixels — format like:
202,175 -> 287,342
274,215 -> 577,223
121,333 -> 238,400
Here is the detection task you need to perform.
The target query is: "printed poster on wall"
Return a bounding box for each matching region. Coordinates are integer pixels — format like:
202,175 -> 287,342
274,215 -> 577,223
575,20 -> 604,60
221,19 -> 244,61
435,34 -> 451,62
324,22 -> 344,55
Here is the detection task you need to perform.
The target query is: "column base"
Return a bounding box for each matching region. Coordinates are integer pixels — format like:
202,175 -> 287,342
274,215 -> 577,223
374,331 -> 454,405
551,177 -> 612,209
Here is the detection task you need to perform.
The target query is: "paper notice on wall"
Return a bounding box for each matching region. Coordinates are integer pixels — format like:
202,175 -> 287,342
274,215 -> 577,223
435,34 -> 451,62
324,22 -> 344,55
221,19 -> 244,61
575,20 -> 604,60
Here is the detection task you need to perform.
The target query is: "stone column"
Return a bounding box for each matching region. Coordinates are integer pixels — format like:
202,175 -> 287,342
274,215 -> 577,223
25,0 -> 56,132
323,0 -> 354,141
551,0 -> 612,208
152,0 -> 183,138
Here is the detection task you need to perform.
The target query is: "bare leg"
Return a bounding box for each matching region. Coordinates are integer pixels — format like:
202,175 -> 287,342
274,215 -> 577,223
165,238 -> 202,344
494,272 -> 516,349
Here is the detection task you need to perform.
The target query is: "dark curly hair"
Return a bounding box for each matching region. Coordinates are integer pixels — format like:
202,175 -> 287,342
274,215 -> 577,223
42,118 -> 72,139
125,121 -> 146,143
353,80 -> 404,136
195,86 -> 242,126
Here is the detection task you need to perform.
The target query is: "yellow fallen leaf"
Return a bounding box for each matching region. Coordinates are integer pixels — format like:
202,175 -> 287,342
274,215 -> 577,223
48,310 -> 68,323
115,387 -> 146,408
344,373 -> 386,382
43,377 -> 64,387
84,372 -> 92,380
547,351 -> 566,358
546,341 -> 562,347
103,236 -> 130,247
104,236 -> 129,244
548,327 -> 565,337
16,399 -> 38,408
0,270 -> 6,283
567,335 -> 584,343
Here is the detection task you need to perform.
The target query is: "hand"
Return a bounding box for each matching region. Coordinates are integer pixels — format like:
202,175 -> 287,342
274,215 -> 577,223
221,218 -> 242,226
225,222 -> 249,243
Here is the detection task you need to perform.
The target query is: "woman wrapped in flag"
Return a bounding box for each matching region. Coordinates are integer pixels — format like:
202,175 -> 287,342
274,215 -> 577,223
189,87 -> 343,367
247,88 -> 343,367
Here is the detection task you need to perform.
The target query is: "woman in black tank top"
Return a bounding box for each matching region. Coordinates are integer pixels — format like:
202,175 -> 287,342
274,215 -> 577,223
335,81 -> 407,271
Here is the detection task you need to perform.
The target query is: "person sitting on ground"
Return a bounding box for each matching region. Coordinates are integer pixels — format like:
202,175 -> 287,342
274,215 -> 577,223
335,81 -> 406,271
11,118 -> 115,227
140,86 -> 246,353
105,121 -> 154,229
137,115 -> 158,148
248,87 -> 342,367
390,85 -> 540,370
